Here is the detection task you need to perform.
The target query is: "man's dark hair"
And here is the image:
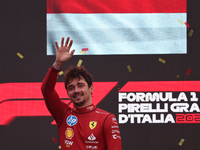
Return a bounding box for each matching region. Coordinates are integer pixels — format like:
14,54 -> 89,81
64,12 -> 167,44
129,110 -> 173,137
64,65 -> 93,90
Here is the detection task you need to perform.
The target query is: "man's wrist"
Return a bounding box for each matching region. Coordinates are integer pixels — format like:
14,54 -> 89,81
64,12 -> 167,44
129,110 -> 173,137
53,61 -> 64,70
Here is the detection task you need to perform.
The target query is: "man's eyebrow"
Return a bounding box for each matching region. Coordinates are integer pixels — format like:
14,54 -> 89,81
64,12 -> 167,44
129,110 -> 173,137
67,85 -> 74,88
77,82 -> 84,85
67,82 -> 84,88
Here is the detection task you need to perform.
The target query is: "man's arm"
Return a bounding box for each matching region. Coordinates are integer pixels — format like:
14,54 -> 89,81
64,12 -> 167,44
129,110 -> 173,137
104,114 -> 122,150
41,37 -> 75,125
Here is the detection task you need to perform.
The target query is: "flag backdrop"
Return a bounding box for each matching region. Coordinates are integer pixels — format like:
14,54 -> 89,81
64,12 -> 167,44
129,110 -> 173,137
47,0 -> 187,55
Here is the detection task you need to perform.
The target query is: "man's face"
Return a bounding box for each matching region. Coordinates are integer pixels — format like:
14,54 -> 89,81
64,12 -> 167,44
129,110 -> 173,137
67,76 -> 94,107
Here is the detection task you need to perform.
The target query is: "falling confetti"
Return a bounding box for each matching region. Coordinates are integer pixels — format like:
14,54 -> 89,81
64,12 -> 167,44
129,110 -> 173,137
184,22 -> 190,28
17,52 -> 24,59
116,84 -> 121,91
186,68 -> 192,76
147,97 -> 150,101
82,48 -> 89,51
80,51 -> 86,54
177,19 -> 184,24
189,29 -> 194,37
176,75 -> 180,78
52,137 -> 58,144
77,59 -> 83,67
178,138 -> 185,146
127,65 -> 132,72
158,58 -> 166,64
59,71 -> 64,76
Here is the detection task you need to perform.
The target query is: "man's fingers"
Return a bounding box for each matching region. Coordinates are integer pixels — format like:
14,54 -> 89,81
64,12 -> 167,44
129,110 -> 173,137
70,49 -> 75,56
68,40 -> 73,49
56,37 -> 73,50
65,37 -> 70,47
61,37 -> 64,46
55,41 -> 59,49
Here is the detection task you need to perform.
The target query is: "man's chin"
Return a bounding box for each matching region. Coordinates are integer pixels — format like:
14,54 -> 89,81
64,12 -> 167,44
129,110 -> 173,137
73,100 -> 85,107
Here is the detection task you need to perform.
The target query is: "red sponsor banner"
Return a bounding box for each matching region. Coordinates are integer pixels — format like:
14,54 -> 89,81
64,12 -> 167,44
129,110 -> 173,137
47,0 -> 186,13
0,82 -> 117,125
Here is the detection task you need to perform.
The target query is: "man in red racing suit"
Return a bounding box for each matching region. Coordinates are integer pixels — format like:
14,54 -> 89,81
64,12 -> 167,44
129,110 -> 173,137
41,37 -> 122,150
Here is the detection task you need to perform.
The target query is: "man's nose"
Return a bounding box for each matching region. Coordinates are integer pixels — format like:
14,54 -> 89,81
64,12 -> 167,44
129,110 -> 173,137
74,86 -> 79,92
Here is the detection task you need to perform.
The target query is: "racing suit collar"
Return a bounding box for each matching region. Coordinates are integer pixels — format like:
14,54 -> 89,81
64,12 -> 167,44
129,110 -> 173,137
73,104 -> 96,113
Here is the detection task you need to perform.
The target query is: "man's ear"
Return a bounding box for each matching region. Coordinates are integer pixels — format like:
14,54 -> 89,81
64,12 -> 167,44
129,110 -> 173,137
90,85 -> 94,93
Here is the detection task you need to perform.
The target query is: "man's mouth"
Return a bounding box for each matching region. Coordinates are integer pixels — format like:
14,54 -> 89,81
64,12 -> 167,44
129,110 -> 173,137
73,93 -> 83,99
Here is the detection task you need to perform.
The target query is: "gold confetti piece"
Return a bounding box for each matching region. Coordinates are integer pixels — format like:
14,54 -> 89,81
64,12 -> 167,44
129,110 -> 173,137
17,52 -> 24,59
58,145 -> 61,149
176,75 -> 180,78
158,58 -> 166,64
59,71 -> 64,76
127,65 -> 132,72
116,84 -> 121,91
147,97 -> 150,101
179,138 -> 185,146
189,29 -> 194,37
177,19 -> 184,24
80,51 -> 86,54
77,59 -> 83,67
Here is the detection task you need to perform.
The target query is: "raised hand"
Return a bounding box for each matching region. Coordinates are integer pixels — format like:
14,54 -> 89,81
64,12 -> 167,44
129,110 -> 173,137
53,37 -> 75,69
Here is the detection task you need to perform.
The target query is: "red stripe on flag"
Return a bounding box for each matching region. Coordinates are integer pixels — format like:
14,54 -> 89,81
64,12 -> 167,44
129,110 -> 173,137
47,0 -> 187,13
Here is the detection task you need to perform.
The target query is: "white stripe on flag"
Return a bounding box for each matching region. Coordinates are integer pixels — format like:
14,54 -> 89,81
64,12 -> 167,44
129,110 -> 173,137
47,13 -> 186,55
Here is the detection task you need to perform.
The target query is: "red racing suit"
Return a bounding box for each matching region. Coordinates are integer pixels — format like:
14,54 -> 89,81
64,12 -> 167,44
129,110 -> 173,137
41,66 -> 122,150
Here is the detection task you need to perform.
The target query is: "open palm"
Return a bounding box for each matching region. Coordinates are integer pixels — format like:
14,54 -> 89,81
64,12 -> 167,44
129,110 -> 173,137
55,37 -> 75,63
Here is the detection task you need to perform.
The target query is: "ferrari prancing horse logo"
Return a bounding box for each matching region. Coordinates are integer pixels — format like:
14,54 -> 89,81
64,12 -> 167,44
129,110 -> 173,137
89,121 -> 97,130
